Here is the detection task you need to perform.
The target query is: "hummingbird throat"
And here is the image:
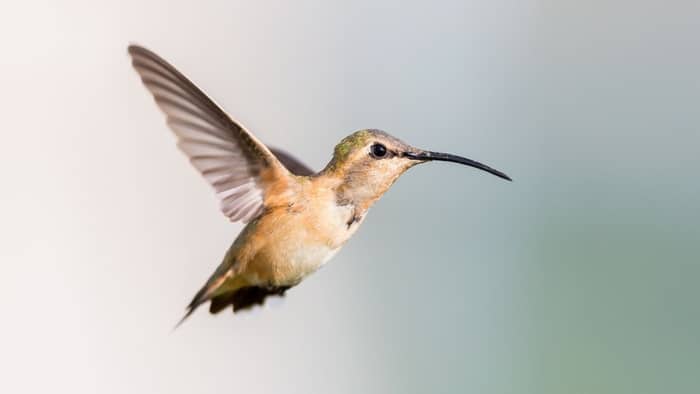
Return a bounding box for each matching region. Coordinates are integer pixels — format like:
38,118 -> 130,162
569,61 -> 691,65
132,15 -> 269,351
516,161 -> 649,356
334,161 -> 410,228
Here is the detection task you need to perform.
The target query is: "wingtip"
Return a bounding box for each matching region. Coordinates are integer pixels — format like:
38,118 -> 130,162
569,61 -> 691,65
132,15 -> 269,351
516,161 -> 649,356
127,43 -> 141,54
127,44 -> 157,59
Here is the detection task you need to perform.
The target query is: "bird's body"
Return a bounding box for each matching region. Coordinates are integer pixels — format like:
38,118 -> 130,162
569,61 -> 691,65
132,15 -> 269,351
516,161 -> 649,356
128,45 -> 511,323
189,131 -> 402,316
217,175 -> 361,291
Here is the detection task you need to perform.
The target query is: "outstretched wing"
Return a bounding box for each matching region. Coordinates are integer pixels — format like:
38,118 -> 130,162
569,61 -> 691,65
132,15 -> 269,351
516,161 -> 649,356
128,45 -> 296,223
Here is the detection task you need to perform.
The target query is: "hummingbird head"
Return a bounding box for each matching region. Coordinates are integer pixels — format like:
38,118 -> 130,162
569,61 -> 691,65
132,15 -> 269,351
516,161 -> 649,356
323,129 -> 510,209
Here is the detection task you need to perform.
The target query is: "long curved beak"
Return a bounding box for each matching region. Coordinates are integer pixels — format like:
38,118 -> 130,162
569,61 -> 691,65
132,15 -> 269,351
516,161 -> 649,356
404,150 -> 512,181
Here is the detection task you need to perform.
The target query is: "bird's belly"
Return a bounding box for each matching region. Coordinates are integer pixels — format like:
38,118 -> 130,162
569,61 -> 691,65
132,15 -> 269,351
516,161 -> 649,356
246,240 -> 340,286
242,200 -> 358,286
287,243 -> 340,281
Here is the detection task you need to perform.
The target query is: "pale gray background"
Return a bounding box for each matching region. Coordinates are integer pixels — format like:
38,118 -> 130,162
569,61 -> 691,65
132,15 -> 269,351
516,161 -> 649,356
1,1 -> 698,393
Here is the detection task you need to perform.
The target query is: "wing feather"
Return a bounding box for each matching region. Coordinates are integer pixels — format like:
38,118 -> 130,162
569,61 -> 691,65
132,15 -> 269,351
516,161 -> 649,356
128,45 -> 295,223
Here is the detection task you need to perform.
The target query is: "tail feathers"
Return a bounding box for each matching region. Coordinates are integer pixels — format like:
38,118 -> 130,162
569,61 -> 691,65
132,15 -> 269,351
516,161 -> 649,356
173,274 -> 294,328
173,305 -> 197,330
173,273 -> 232,329
173,286 -> 208,329
209,285 -> 291,314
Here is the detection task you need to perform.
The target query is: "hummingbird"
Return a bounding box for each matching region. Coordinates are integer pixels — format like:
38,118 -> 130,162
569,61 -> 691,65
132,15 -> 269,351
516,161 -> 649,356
127,45 -> 511,325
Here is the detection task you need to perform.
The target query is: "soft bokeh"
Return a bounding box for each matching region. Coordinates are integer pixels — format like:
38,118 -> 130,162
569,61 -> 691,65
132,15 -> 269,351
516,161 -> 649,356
1,1 -> 698,393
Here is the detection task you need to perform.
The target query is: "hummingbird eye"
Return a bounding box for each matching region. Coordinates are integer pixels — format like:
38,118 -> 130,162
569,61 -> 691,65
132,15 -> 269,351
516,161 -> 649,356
370,143 -> 388,158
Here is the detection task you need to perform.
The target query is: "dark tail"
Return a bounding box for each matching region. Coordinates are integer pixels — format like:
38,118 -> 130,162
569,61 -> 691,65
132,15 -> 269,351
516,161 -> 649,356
172,284 -> 210,329
172,271 -> 234,330
208,285 -> 292,314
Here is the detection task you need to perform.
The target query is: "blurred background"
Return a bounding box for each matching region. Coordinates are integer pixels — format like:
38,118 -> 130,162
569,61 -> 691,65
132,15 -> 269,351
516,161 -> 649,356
1,0 -> 698,393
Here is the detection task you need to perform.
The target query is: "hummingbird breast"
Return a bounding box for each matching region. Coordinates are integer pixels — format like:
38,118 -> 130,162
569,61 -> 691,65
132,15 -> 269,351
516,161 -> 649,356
236,180 -> 363,287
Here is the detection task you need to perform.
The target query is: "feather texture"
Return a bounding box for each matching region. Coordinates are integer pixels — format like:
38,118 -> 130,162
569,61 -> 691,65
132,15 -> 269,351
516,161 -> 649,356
128,45 -> 312,222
